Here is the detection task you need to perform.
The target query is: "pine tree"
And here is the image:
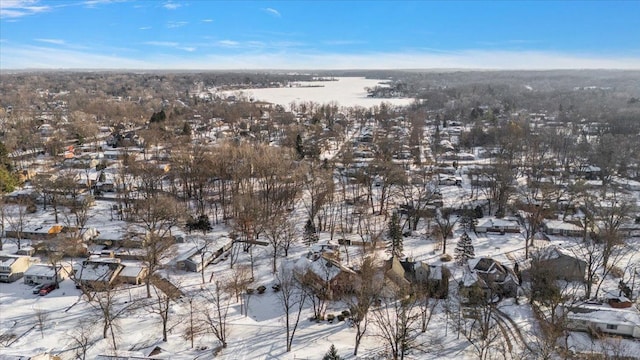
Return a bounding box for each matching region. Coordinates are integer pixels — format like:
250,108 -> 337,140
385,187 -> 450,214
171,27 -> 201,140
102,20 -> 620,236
303,218 -> 318,245
387,212 -> 403,258
455,232 -> 475,265
323,344 -> 341,360
295,134 -> 304,159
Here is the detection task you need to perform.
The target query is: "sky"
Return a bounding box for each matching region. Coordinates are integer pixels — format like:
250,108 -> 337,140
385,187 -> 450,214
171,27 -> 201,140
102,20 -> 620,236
1,0 -> 639,70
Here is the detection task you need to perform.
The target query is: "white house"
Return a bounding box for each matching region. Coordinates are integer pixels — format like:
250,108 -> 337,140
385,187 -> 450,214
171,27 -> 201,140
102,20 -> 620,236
543,219 -> 583,237
565,302 -> 640,338
23,264 -> 72,285
476,218 -> 521,234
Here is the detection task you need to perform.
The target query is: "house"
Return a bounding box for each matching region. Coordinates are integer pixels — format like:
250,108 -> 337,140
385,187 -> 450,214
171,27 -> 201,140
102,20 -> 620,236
543,219 -> 583,237
399,257 -> 450,298
0,255 -> 33,282
529,245 -> 586,281
118,264 -> 149,285
476,217 -> 521,234
175,237 -> 233,272
294,253 -> 356,300
23,264 -> 72,285
75,258 -> 124,289
384,256 -> 412,296
565,301 -> 640,338
461,257 -> 519,300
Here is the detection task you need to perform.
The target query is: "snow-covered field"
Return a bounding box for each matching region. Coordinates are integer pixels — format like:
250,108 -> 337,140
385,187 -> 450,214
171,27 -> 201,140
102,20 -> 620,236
223,77 -> 415,108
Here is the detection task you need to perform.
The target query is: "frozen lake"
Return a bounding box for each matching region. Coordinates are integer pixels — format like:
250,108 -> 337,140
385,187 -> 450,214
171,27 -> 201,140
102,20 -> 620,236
226,77 -> 415,108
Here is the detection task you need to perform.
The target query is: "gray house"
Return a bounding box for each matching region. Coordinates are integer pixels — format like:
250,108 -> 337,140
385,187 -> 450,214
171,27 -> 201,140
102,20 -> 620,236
530,245 -> 586,281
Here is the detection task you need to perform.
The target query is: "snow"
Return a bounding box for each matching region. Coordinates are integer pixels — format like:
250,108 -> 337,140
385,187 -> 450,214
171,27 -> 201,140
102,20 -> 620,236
223,77 -> 414,108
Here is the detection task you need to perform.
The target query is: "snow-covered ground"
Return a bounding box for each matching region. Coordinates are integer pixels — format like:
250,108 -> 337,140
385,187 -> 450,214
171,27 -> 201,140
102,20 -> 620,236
223,77 -> 415,108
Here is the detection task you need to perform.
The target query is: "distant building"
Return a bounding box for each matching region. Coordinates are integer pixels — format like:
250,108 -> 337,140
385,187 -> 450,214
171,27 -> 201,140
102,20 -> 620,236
565,301 -> 640,338
529,245 -> 586,281
476,218 -> 521,234
0,255 -> 33,282
23,264 -> 72,285
542,219 -> 583,237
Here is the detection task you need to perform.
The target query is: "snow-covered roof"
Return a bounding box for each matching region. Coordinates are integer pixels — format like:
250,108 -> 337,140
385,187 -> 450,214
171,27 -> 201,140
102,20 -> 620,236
567,303 -> 640,327
119,264 -> 146,278
534,245 -> 581,261
294,254 -> 352,282
543,219 -> 582,232
77,260 -> 121,282
24,264 -> 57,277
477,217 -> 520,228
0,256 -> 18,267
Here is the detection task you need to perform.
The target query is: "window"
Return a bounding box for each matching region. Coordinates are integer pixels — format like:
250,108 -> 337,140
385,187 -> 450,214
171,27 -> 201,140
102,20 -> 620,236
606,324 -> 618,330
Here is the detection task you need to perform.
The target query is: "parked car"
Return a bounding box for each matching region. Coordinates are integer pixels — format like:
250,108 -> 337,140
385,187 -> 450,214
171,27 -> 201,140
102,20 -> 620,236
32,283 -> 46,294
39,284 -> 56,296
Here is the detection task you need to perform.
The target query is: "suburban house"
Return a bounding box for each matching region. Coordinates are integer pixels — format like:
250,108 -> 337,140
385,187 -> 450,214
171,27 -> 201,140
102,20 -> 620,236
565,302 -> 640,338
294,253 -> 357,300
460,257 -> 519,300
384,256 -> 412,296
75,258 -> 124,290
175,237 -> 233,272
398,257 -> 450,298
0,255 -> 33,282
23,263 -> 73,285
118,264 -> 149,285
543,219 -> 583,237
529,245 -> 586,281
476,217 -> 521,234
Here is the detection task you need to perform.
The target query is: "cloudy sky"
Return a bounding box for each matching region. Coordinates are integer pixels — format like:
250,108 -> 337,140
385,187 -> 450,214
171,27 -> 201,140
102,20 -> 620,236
1,0 -> 639,70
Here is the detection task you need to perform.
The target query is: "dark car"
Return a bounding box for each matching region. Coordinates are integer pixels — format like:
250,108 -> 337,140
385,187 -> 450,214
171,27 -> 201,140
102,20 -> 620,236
39,283 -> 56,296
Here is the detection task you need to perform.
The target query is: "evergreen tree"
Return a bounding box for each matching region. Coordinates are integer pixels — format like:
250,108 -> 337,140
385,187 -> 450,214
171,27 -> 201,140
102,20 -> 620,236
454,232 -> 475,265
295,134 -> 304,159
303,218 -> 318,245
387,211 -> 403,258
182,121 -> 192,136
323,344 -> 341,360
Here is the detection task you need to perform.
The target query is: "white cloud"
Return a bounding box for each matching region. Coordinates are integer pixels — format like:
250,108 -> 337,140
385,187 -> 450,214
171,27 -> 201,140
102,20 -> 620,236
263,7 -> 280,17
162,2 -> 181,10
167,21 -> 188,28
139,26 -> 151,30
201,19 -> 213,23
35,38 -> 65,45
217,40 -> 239,47
2,44 -> 639,70
144,41 -> 179,47
0,0 -> 50,19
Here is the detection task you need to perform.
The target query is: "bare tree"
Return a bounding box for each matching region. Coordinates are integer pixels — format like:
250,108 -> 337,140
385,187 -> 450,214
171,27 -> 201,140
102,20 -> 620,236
34,307 -> 48,339
263,214 -> 296,273
455,284 -> 509,360
434,209 -> 459,254
183,295 -> 205,349
371,289 -> 423,360
79,281 -> 136,350
276,265 -> 307,352
346,255 -> 383,356
149,281 -> 181,342
132,194 -> 183,298
202,280 -> 232,349
70,320 -> 95,360
6,197 -> 31,250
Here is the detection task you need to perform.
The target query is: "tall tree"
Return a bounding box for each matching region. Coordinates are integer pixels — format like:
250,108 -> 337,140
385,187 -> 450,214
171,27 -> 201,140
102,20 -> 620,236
276,266 -> 306,352
455,232 -> 475,265
387,211 -> 403,258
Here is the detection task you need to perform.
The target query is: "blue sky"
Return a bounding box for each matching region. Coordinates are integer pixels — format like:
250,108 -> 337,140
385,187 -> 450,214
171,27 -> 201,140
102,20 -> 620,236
1,0 -> 639,69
